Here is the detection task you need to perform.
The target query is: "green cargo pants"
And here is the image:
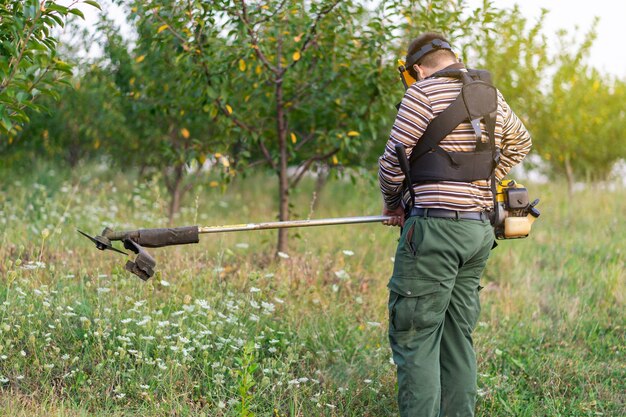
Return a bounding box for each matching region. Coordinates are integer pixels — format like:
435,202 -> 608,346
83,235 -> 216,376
388,215 -> 494,417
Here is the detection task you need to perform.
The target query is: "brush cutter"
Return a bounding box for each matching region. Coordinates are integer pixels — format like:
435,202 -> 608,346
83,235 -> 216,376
78,215 -> 391,280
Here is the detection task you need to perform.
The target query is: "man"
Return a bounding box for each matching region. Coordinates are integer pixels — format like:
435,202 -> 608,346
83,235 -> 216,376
378,33 -> 532,417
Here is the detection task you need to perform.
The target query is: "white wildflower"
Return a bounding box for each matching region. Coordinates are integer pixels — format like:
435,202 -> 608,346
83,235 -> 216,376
277,251 -> 289,259
334,269 -> 350,280
274,297 -> 284,304
195,299 -> 210,310
250,287 -> 261,293
160,279 -> 170,287
136,316 -> 151,326
261,301 -> 275,313
342,250 -> 354,256
97,287 -> 111,294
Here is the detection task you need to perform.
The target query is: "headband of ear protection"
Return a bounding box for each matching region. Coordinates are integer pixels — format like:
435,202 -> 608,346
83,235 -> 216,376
405,39 -> 453,68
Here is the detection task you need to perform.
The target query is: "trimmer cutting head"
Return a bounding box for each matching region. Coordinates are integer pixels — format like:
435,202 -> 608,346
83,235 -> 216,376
77,228 -> 156,280
77,229 -> 127,255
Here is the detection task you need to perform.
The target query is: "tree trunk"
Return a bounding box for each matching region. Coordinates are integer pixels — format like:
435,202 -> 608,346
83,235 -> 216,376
312,163 -> 329,211
564,156 -> 575,196
276,77 -> 289,254
166,164 -> 185,226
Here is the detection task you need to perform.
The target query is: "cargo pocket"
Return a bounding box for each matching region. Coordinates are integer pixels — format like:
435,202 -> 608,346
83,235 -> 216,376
392,219 -> 425,278
387,278 -> 447,333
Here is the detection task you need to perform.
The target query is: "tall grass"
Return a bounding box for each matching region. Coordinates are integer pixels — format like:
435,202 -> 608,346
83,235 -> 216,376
0,164 -> 624,416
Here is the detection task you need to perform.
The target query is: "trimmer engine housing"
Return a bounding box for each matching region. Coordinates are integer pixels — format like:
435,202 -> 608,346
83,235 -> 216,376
494,179 -> 540,239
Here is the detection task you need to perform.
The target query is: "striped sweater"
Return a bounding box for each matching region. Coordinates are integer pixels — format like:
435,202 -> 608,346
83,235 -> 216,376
379,71 -> 532,212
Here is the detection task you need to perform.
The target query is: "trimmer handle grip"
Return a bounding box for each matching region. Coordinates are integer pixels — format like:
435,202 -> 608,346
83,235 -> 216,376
104,226 -> 199,248
132,226 -> 200,248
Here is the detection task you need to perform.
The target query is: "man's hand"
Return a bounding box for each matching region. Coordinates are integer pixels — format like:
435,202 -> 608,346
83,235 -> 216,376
383,205 -> 405,227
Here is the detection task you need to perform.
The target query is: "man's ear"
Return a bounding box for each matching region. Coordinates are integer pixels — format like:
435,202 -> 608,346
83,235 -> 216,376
413,64 -> 426,80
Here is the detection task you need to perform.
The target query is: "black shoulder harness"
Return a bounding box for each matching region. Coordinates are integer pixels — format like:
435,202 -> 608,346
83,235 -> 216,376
407,68 -> 499,183
394,68 -> 500,219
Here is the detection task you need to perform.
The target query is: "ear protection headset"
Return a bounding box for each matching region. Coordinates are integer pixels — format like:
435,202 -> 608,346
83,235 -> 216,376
397,39 -> 454,89
405,38 -> 453,69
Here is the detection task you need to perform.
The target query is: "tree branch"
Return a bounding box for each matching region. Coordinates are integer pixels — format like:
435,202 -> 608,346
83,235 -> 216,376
258,139 -> 277,170
251,0 -> 288,27
284,0 -> 342,73
289,147 -> 340,189
238,0 -> 279,75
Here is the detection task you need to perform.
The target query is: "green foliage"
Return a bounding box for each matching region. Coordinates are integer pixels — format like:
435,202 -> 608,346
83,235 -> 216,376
0,0 -> 100,136
471,7 -> 626,182
533,26 -> 626,181
471,5 -> 549,121
11,61 -> 131,167
96,8 -> 231,221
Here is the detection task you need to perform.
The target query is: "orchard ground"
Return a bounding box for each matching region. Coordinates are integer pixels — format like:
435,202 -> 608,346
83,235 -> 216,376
0,164 -> 624,416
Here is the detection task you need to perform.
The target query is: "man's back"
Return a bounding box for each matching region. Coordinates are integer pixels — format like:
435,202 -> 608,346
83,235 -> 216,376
379,70 -> 531,212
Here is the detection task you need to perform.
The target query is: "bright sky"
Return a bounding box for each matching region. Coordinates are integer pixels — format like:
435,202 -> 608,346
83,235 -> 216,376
466,0 -> 626,78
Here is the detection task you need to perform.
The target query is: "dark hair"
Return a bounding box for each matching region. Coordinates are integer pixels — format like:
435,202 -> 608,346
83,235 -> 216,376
406,32 -> 456,78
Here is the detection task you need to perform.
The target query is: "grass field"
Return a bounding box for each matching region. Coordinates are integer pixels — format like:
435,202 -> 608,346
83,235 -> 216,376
0,164 -> 624,416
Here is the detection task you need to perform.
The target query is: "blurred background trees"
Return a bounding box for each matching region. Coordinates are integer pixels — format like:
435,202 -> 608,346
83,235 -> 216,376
0,0 -> 100,137
1,0 -> 624,250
